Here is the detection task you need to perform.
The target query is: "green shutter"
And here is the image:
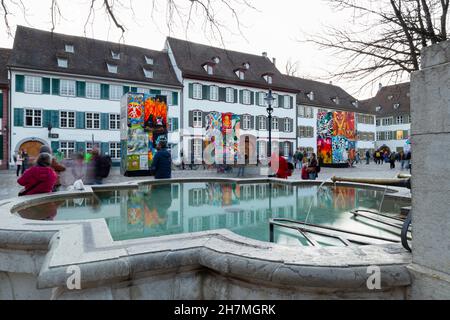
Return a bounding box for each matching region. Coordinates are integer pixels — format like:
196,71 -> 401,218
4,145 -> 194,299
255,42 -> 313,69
0,92 -> 3,115
76,142 -> 86,153
255,92 -> 260,106
234,89 -> 238,103
52,79 -> 60,95
250,92 -> 255,105
150,89 -> 161,95
76,81 -> 86,97
76,112 -> 85,129
239,90 -> 243,104
101,142 -> 109,155
278,95 -> 284,108
43,110 -> 51,128
51,141 -> 59,154
15,75 -> 25,92
42,78 -> 51,94
14,108 -> 24,127
219,88 -> 226,102
101,84 -> 110,100
173,118 -> 179,131
101,113 -> 109,130
188,83 -> 193,98
202,85 -> 210,100
131,87 -> 138,93
51,110 -> 59,128
290,96 -> 294,109
123,86 -> 130,95
172,92 -> 179,105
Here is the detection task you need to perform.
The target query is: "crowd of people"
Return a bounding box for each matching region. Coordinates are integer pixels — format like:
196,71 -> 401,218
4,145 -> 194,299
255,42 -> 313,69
370,149 -> 412,170
14,146 -> 112,196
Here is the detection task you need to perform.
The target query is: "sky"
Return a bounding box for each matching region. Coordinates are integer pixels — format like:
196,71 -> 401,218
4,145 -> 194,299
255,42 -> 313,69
0,0 -> 410,99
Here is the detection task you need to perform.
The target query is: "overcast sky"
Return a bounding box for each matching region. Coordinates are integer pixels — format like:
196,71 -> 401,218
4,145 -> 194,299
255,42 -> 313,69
0,0 -> 410,99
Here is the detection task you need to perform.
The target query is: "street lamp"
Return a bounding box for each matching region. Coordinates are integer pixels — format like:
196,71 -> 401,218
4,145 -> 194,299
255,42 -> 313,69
264,89 -> 275,158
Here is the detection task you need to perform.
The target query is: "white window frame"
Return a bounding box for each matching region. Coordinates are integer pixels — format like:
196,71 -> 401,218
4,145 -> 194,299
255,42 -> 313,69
272,117 -> 279,131
284,96 -> 290,109
24,108 -> 42,127
86,82 -> 101,99
205,65 -> 214,75
86,112 -> 101,130
109,142 -> 121,160
161,90 -> 173,106
193,139 -> 203,159
226,88 -> 234,103
60,111 -> 76,129
86,142 -> 100,153
60,141 -> 75,159
193,83 -> 202,99
396,115 -> 404,124
57,58 -> 68,68
65,44 -> 74,53
111,51 -> 121,60
109,113 -> 120,130
193,110 -> 203,128
143,68 -> 153,79
284,118 -> 291,132
272,94 -> 278,108
110,85 -> 123,100
210,86 -> 219,101
60,79 -> 76,97
283,142 -> 290,157
24,76 -> 42,94
258,141 -> 267,159
137,87 -> 150,94
243,115 -> 251,130
145,56 -> 154,65
107,63 -> 118,74
243,90 -> 251,105
168,118 -> 173,133
259,116 -> 267,130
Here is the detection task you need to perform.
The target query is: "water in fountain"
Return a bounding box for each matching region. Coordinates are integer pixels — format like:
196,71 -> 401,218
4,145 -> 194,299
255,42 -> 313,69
303,180 -> 328,226
378,186 -> 388,214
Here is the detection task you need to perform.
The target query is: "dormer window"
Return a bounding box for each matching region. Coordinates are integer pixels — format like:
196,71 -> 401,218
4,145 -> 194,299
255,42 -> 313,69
107,63 -> 118,74
393,103 -> 400,110
236,70 -> 245,80
352,101 -> 359,108
388,95 -> 393,100
263,74 -> 273,84
57,58 -> 68,68
143,68 -> 154,79
203,64 -> 214,75
111,51 -> 120,60
212,56 -> 220,64
376,106 -> 382,112
243,62 -> 250,70
65,44 -> 74,53
307,91 -> 314,101
332,97 -> 340,105
145,56 -> 154,65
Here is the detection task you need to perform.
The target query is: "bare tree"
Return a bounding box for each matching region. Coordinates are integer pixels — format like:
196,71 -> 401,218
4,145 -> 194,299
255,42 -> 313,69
306,0 -> 449,90
285,59 -> 300,76
0,0 -> 255,43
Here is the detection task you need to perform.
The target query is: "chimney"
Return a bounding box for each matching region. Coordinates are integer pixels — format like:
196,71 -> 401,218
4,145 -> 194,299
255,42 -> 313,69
272,57 -> 276,66
329,81 -> 333,85
262,52 -> 268,58
378,83 -> 383,91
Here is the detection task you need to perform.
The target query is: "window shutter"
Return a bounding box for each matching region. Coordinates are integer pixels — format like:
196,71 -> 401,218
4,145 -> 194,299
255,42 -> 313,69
279,142 -> 283,155
101,84 -> 110,100
76,81 -> 86,97
202,85 -> 210,100
52,79 -> 60,95
188,83 -> 193,98
131,87 -> 138,93
290,119 -> 294,132
15,75 -> 25,92
42,78 -> 51,94
278,95 -> 284,108
76,112 -> 85,129
256,140 -> 260,157
219,88 -> 226,102
234,89 -> 238,103
239,90 -> 243,104
290,96 -> 294,109
43,110 -> 51,128
101,142 -> 109,155
76,142 -> 86,153
250,115 -> 255,129
173,118 -> 179,131
266,117 -> 270,130
51,110 -> 59,128
101,113 -> 109,130
188,110 -> 194,127
279,118 -> 285,132
123,86 -> 130,95
250,92 -> 255,105
51,141 -> 59,154
255,92 -> 260,106
0,92 -> 3,115
255,116 -> 260,131
14,108 -> 24,127
202,111 -> 207,128
172,92 -> 179,105
150,89 -> 161,95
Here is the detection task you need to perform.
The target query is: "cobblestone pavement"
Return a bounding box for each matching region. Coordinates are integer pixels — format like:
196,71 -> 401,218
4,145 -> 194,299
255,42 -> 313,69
0,161 -> 410,201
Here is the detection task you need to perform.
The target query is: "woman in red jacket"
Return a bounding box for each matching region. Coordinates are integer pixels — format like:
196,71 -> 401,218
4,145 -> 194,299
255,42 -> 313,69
269,152 -> 291,179
17,153 -> 57,196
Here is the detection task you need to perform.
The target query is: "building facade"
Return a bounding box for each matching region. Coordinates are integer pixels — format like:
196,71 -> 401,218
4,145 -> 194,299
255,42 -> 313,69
362,83 -> 411,153
0,49 -> 11,169
8,26 -> 182,166
166,37 -> 298,163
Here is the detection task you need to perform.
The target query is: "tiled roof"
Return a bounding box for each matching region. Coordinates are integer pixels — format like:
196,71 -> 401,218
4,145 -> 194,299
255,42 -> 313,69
166,37 -> 299,93
360,83 -> 410,116
8,26 -> 181,88
0,48 -> 11,85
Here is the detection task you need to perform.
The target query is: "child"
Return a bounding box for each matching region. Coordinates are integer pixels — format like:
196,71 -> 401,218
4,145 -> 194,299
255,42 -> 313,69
301,157 -> 309,180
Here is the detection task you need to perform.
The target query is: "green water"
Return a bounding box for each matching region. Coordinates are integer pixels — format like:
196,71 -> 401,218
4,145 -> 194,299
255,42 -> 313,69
17,182 -> 410,246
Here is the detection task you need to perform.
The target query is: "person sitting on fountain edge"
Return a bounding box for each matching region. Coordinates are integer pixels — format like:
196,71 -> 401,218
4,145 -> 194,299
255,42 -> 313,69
151,140 -> 172,179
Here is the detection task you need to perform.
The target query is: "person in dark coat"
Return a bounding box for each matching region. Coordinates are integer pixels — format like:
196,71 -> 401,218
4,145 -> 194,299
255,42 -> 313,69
151,140 -> 172,179
17,153 -> 57,196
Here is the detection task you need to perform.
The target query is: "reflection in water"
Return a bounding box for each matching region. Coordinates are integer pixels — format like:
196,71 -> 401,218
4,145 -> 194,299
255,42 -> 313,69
17,183 -> 410,246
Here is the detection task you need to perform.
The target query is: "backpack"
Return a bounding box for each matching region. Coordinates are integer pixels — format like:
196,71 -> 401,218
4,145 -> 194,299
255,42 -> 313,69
97,156 -> 112,178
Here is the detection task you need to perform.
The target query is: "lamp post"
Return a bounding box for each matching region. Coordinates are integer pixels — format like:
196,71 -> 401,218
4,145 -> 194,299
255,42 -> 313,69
264,89 -> 275,158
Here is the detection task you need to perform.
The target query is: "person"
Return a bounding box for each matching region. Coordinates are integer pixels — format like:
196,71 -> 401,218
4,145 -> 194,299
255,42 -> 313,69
399,151 -> 406,170
406,151 -> 412,173
301,157 -> 309,180
22,149 -> 29,172
151,140 -> 172,179
236,153 -> 247,178
294,149 -> 304,169
365,150 -> 371,165
180,150 -> 185,170
307,153 -> 319,180
17,153 -> 57,196
269,151 -> 290,179
39,145 -> 66,191
94,150 -> 112,184
355,151 -> 361,165
389,152 -> 396,169
15,151 -> 23,177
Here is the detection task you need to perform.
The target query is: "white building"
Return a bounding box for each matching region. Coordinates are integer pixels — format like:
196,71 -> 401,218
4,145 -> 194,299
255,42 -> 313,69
165,37 -> 298,162
8,26 -> 182,165
361,83 -> 411,153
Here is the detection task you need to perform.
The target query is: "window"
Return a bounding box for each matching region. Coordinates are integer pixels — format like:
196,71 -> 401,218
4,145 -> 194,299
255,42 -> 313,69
258,92 -> 266,106
298,126 -> 314,138
193,139 -> 203,159
264,75 -> 272,84
193,83 -> 202,99
408,115 -> 412,123
60,111 -> 75,128
109,142 -> 121,159
236,70 -> 245,80
210,86 -> 219,101
396,130 -> 404,140
137,87 -> 150,94
110,85 -> 123,100
307,91 -> 314,101
86,82 -> 101,99
65,44 -> 74,53
168,118 -> 173,132
243,90 -> 251,105
396,116 -> 404,124
193,110 -> 203,128
60,79 -> 76,96
24,109 -> 42,127
258,141 -> 267,158
145,56 -> 154,65
284,96 -> 290,109
24,76 -> 42,94
377,132 -> 382,141
382,117 -> 393,126
318,108 -> 328,114
259,116 -> 267,130
283,142 -> 290,157
394,103 -> 400,110
376,119 -> 381,126
386,131 -> 393,140
272,94 -> 278,108
272,117 -> 279,131
60,142 -> 75,159
111,51 -> 120,60
161,90 -> 173,106
86,142 -> 100,153
284,118 -> 291,132
332,97 -> 339,105
109,114 -> 120,130
205,65 -> 214,75
58,58 -> 68,68
243,115 -> 251,130
143,68 -> 153,78
86,112 -> 100,129
107,63 -> 118,74
299,106 -> 314,118
226,88 -> 234,103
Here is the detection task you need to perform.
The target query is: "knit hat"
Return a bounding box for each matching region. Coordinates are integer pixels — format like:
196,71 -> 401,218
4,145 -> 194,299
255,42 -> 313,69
39,145 -> 52,154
